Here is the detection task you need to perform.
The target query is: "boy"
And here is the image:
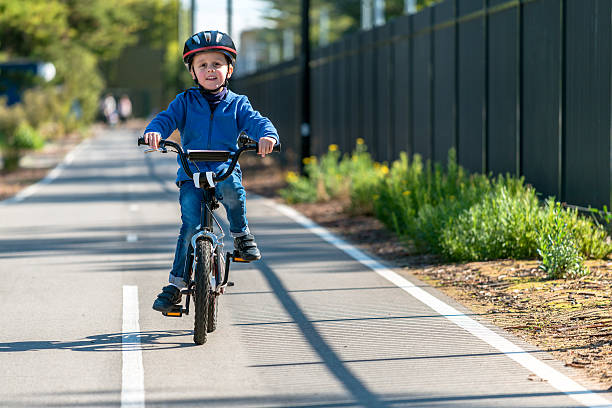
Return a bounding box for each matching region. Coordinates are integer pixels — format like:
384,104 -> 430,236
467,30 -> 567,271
143,30 -> 279,312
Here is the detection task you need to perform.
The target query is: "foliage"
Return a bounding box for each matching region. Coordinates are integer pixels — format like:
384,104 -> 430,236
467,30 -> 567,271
279,139 -> 383,208
440,180 -> 542,261
280,143 -> 612,275
0,121 -> 44,171
0,0 -> 181,169
537,202 -> 590,279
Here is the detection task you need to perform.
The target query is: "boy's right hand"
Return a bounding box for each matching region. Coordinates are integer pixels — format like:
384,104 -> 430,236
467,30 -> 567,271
144,132 -> 162,149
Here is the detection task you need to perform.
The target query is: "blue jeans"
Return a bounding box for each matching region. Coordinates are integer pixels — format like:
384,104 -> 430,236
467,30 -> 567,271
169,170 -> 248,288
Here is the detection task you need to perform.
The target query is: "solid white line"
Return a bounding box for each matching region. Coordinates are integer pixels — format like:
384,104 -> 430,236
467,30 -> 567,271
268,200 -> 612,408
0,138 -> 90,205
122,285 -> 145,408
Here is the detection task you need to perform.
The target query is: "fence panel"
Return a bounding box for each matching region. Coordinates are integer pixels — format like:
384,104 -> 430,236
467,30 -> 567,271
374,24 -> 394,162
331,42 -> 347,153
311,47 -> 324,157
412,8 -> 433,161
233,0 -> 612,209
564,0 -> 612,208
487,5 -> 519,176
457,0 -> 485,174
522,0 -> 561,200
433,0 -> 456,164
392,15 -> 412,157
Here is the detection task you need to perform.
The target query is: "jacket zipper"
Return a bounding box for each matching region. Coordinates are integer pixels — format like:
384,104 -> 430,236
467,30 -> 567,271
207,111 -> 213,149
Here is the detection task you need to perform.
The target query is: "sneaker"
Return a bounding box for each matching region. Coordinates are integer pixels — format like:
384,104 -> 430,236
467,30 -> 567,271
152,285 -> 182,312
234,233 -> 261,261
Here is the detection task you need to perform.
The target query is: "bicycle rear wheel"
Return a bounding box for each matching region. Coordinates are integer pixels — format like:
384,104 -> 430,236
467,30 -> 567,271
194,239 -> 212,345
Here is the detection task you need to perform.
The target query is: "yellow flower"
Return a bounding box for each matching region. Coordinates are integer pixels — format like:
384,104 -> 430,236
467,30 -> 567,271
356,138 -> 364,145
302,157 -> 312,165
286,171 -> 299,183
328,144 -> 338,152
402,190 -> 411,196
373,194 -> 380,200
380,165 -> 389,175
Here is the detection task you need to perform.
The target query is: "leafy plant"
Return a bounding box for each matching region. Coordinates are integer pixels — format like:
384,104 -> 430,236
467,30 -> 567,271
537,202 -> 590,279
279,143 -> 612,271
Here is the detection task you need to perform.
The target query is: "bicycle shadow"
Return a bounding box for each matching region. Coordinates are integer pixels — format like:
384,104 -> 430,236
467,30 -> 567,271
0,330 -> 197,353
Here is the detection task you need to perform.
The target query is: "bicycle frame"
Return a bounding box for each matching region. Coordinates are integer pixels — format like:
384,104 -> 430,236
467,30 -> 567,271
138,135 -> 280,318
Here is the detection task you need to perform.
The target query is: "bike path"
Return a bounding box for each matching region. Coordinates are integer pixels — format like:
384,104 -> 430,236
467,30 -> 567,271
0,128 -> 610,407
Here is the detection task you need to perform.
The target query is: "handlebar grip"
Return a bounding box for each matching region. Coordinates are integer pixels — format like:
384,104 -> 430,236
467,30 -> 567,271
137,137 -> 146,146
244,143 -> 281,152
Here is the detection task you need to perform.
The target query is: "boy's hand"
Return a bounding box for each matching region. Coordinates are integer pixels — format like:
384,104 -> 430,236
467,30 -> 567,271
144,132 -> 162,149
258,136 -> 276,157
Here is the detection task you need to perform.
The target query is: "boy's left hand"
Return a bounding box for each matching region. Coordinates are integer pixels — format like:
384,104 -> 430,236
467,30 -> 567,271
258,137 -> 277,157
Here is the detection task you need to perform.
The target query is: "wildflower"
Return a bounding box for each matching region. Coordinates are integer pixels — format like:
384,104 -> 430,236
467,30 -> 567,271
380,165 -> 389,175
286,171 -> 299,183
329,144 -> 338,152
402,190 -> 411,196
356,138 -> 364,145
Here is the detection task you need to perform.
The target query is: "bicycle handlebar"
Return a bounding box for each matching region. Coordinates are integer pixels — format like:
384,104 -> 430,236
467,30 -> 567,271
137,136 -> 280,184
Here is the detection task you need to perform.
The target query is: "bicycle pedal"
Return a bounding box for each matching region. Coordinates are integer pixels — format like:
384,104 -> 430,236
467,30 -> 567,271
163,305 -> 183,317
232,251 -> 254,263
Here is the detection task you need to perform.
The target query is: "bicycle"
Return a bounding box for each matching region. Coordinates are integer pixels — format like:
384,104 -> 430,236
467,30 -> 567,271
138,134 -> 280,345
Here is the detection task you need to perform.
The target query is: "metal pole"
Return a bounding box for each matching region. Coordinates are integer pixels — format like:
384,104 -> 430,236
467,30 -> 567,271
405,0 -> 416,14
227,0 -> 233,37
191,0 -> 196,34
374,0 -> 385,26
300,0 -> 311,174
362,0 -> 373,30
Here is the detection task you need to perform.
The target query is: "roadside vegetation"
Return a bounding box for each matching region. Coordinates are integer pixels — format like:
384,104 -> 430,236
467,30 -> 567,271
280,140 -> 612,278
0,0 -> 186,171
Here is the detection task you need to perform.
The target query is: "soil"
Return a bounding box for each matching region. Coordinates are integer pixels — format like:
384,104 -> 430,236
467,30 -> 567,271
3,128 -> 611,390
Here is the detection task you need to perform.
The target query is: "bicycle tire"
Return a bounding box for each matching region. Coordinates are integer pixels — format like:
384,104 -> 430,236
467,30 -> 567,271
194,239 -> 212,345
207,293 -> 218,332
207,251 -> 221,332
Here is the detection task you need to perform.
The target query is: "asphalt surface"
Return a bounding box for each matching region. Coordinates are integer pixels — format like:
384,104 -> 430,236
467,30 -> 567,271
1,128 -> 611,408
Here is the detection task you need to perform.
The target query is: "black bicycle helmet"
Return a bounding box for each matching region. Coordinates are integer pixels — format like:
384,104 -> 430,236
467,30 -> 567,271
183,30 -> 237,68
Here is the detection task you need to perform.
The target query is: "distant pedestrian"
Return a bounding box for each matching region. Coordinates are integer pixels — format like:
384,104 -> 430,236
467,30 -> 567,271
118,94 -> 132,122
102,93 -> 118,126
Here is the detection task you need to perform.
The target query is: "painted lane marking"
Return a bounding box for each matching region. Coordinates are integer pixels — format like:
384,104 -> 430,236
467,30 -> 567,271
126,234 -> 138,243
0,138 -> 90,205
122,285 -> 145,408
268,200 -> 612,408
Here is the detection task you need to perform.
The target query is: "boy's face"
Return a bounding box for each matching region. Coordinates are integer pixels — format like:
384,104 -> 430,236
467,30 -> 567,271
191,51 -> 233,92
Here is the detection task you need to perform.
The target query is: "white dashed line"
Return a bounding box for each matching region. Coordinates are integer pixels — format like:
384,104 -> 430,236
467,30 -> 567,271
122,285 -> 145,408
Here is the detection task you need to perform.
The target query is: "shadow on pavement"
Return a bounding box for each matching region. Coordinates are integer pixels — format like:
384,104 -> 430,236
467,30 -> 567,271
0,330 -> 197,353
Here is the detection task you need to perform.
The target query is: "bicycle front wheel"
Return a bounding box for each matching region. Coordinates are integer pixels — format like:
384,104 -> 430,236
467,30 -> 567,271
194,239 -> 212,345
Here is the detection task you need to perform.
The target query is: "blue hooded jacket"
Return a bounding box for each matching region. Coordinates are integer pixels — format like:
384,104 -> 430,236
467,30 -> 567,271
144,87 -> 279,183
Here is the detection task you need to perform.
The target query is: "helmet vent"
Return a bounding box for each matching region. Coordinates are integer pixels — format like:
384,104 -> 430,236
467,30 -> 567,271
204,32 -> 212,42
216,33 -> 223,43
192,34 -> 200,44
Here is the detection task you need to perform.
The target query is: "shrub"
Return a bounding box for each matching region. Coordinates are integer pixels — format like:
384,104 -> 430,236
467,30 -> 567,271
441,180 -> 541,261
1,122 -> 45,171
279,139 -> 383,208
279,143 -> 612,271
537,202 -> 590,279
